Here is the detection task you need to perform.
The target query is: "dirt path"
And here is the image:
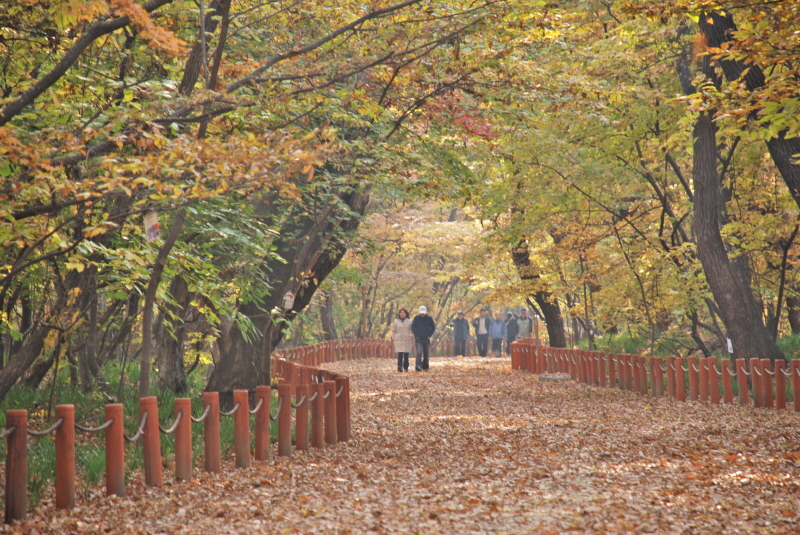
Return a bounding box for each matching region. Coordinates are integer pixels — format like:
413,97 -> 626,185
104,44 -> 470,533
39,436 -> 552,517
8,357 -> 800,534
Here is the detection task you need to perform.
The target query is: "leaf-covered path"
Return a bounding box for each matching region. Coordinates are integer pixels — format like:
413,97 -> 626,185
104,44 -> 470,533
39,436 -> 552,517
9,357 -> 800,534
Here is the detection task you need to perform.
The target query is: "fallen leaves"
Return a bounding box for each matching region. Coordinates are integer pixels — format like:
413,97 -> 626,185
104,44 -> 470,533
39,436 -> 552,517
4,356 -> 800,534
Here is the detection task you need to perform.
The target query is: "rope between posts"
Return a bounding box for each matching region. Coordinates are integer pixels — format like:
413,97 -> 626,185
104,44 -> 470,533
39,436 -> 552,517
269,396 -> 283,422
741,368 -> 751,377
28,418 -> 64,437
682,364 -> 689,372
726,365 -> 737,376
191,404 -> 211,423
291,394 -> 307,409
336,385 -> 345,397
764,368 -> 775,376
75,418 -> 114,433
571,356 -> 577,365
662,364 -> 669,373
691,363 -> 700,373
220,402 -> 241,417
712,363 -> 721,375
782,367 -> 792,377
124,411 -> 148,443
159,410 -> 183,435
0,426 -> 17,440
249,398 -> 264,415
753,366 -> 762,377
308,391 -> 319,402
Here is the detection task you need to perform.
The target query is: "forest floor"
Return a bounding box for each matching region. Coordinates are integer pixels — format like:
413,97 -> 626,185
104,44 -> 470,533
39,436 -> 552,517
6,356 -> 800,534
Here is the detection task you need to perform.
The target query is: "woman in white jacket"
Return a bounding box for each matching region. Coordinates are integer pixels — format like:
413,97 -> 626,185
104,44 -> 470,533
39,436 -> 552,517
392,309 -> 413,372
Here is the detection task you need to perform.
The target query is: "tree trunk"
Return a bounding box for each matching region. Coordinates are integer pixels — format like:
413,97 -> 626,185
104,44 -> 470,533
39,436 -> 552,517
787,296 -> 800,335
699,12 -> 800,209
691,112 -> 784,362
155,275 -> 192,394
510,240 -> 567,347
319,288 -> 338,340
139,209 -> 187,399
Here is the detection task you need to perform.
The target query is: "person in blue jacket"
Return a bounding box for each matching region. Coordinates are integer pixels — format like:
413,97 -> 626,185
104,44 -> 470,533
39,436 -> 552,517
489,312 -> 507,358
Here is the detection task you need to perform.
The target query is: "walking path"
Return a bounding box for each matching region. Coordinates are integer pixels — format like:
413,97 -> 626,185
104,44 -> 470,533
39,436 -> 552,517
11,356 -> 800,534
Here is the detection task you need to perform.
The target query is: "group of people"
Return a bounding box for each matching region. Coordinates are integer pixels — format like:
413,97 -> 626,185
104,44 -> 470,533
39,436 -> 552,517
391,306 -> 535,372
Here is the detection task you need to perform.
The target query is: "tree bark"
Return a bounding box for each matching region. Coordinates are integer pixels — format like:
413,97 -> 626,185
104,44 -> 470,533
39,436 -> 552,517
511,240 -> 567,347
787,296 -> 800,335
691,113 -> 784,362
139,209 -> 187,399
155,275 -> 192,394
319,288 -> 338,340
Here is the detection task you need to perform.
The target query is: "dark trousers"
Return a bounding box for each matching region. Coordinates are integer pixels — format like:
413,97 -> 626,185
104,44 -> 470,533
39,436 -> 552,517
415,339 -> 430,370
492,337 -> 503,356
454,339 -> 467,356
506,336 -> 516,355
476,333 -> 489,357
397,352 -> 409,371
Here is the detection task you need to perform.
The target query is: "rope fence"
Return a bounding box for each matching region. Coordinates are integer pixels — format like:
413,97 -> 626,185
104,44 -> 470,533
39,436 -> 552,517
1,340 -> 358,524
510,339 -> 800,413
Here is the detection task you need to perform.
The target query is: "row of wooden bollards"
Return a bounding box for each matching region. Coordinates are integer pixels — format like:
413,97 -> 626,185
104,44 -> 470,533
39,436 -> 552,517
3,374 -> 350,523
279,337 -> 486,366
510,339 -> 800,411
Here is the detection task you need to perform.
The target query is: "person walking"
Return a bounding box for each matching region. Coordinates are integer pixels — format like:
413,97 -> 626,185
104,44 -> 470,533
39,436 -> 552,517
452,312 -> 470,357
472,308 -> 491,358
412,306 -> 436,371
392,308 -> 413,372
489,312 -> 507,358
517,308 -> 533,339
505,312 -> 519,356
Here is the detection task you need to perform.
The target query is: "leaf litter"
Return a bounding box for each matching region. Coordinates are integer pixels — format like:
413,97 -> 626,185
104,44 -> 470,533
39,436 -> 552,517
4,356 -> 800,534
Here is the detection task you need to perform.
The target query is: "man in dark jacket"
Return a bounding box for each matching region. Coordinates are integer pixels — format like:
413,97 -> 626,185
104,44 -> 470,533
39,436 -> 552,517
452,312 -> 470,357
505,312 -> 519,355
412,305 -> 436,371
472,308 -> 491,357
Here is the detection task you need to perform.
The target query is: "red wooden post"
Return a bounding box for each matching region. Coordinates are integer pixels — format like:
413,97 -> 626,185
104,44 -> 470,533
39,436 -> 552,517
750,358 -> 763,408
203,392 -> 221,474
5,410 -> 27,523
608,354 -> 616,387
709,359 -> 721,405
736,359 -> 750,406
665,356 -> 676,398
278,384 -> 292,457
650,357 -> 662,397
688,358 -> 699,401
792,361 -> 800,412
335,377 -> 348,443
173,398 -> 192,481
140,396 -> 163,487
775,360 -> 787,410
295,384 -> 310,451
323,380 -> 338,445
54,404 -> 75,509
510,341 -> 519,370
675,357 -> 686,402
311,383 -> 324,448
233,390 -> 250,467
761,359 -> 774,409
255,385 -> 271,461
699,358 -> 709,402
104,403 -> 125,497
721,360 -> 734,404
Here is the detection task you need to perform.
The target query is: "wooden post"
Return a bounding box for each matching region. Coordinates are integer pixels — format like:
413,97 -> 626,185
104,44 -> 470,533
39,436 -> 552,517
699,358 -> 709,402
709,359 -> 721,405
5,410 -> 27,523
750,358 -> 763,408
688,357 -> 699,401
323,380 -> 338,445
54,404 -> 75,509
311,383 -> 324,448
721,360 -> 734,404
277,384 -> 292,457
792,360 -> 800,412
174,398 -> 192,481
295,384 -> 310,451
608,354 -> 616,387
203,392 -> 221,474
675,357 -> 686,402
736,359 -> 750,406
255,385 -> 271,461
335,377 -> 347,443
665,356 -> 676,398
761,359 -> 774,409
233,390 -> 250,467
104,403 -> 125,497
650,358 -> 662,397
775,360 -> 787,410
140,396 -> 163,487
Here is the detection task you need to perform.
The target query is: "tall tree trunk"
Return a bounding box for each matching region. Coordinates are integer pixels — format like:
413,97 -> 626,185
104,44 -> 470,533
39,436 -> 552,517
787,296 -> 800,335
319,288 -> 338,340
155,275 -> 192,394
511,240 -> 567,347
699,12 -> 800,209
691,113 -> 784,362
139,209 -> 187,399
